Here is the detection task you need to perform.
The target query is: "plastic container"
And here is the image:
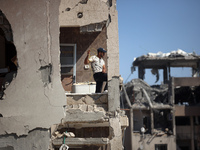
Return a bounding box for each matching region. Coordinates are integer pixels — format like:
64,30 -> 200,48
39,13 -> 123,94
72,82 -> 96,94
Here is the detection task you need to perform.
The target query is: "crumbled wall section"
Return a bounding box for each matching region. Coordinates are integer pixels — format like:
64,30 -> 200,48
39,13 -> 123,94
0,0 -> 123,149
0,129 -> 50,150
39,64 -> 52,86
0,0 -> 66,136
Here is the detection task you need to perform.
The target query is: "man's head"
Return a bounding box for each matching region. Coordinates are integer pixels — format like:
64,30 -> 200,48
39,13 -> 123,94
97,48 -> 107,58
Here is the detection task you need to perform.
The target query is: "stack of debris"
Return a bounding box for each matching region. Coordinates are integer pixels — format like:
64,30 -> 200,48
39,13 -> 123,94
120,79 -> 169,108
136,49 -> 199,59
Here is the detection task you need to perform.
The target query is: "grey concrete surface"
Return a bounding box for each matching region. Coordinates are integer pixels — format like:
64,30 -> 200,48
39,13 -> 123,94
0,0 -> 65,136
0,129 -> 50,150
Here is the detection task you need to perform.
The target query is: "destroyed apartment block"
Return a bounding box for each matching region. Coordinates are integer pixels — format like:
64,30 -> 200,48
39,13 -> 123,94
51,92 -> 128,149
0,0 -> 128,150
121,50 -> 200,150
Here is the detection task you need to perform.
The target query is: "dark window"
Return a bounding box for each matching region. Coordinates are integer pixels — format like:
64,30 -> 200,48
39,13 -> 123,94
155,144 -> 167,150
175,117 -> 190,126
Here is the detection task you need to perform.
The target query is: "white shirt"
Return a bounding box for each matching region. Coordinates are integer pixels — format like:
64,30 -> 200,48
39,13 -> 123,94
89,55 -> 105,74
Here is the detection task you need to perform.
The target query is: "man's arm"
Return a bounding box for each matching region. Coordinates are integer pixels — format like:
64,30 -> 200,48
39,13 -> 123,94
102,64 -> 106,73
84,50 -> 90,64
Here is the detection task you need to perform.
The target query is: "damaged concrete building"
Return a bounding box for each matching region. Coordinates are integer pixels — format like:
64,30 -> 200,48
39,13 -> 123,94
0,0 -> 128,150
121,50 -> 200,150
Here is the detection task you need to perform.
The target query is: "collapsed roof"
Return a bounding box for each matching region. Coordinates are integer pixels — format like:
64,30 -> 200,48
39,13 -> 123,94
132,49 -> 200,69
122,50 -> 200,108
131,49 -> 200,84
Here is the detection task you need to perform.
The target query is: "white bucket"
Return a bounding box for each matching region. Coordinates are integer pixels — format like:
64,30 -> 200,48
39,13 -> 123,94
72,82 -> 96,94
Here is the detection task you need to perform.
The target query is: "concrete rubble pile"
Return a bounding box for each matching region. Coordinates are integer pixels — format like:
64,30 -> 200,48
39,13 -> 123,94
121,78 -> 200,107
120,78 -> 169,108
122,50 -> 200,150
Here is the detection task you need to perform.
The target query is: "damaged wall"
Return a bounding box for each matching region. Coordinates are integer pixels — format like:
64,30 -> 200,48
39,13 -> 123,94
0,0 -> 123,149
124,110 -> 176,150
106,0 -> 119,80
0,129 -> 50,150
59,1 -> 122,149
59,0 -> 120,80
131,135 -> 176,150
59,0 -> 109,27
0,0 -> 65,139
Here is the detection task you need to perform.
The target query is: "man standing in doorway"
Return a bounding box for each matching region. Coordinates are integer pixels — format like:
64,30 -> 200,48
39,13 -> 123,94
84,48 -> 107,93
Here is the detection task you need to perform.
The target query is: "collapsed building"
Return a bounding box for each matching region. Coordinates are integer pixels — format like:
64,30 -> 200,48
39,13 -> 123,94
121,50 -> 200,150
0,0 -> 128,150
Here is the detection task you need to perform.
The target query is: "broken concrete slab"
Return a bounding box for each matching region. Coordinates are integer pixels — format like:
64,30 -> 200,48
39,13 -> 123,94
57,121 -> 110,129
63,109 -> 106,123
120,116 -> 129,128
52,137 -> 109,146
132,50 -> 200,74
66,93 -> 108,105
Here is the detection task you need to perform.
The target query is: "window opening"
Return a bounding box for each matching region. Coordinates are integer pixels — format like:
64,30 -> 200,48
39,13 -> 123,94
133,110 -> 151,134
175,117 -> 190,126
60,44 -> 76,92
175,86 -> 200,106
155,144 -> 167,150
154,110 -> 173,133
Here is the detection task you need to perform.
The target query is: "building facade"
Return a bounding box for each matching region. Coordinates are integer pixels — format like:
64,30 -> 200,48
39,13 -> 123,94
122,50 -> 200,150
0,0 -> 127,149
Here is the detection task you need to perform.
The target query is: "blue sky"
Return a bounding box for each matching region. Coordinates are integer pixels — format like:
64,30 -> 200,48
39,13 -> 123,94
117,0 -> 200,85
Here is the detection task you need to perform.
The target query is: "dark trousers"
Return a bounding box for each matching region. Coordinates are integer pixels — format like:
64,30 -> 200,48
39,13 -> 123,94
93,72 -> 107,93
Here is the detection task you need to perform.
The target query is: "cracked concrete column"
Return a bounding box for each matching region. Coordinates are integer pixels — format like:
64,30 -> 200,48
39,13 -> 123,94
109,117 -> 122,150
108,76 -> 120,112
107,0 -> 119,80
